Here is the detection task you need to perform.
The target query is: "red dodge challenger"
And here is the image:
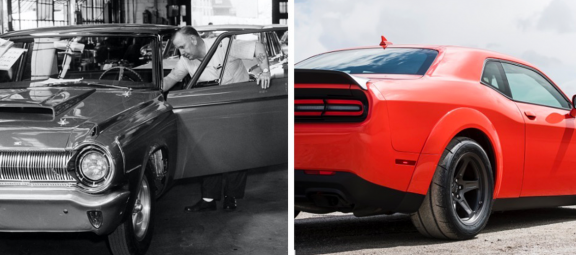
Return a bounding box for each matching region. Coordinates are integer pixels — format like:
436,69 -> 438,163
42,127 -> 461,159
294,37 -> 576,239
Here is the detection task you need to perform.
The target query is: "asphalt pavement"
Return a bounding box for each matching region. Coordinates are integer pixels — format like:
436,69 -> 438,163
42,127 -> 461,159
295,206 -> 576,254
0,164 -> 288,255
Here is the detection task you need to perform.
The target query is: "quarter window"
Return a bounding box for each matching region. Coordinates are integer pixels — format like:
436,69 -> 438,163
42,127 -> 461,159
502,63 -> 570,109
481,61 -> 504,91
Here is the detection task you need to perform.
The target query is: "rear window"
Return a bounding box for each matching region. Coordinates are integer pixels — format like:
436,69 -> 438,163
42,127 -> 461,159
296,48 -> 438,75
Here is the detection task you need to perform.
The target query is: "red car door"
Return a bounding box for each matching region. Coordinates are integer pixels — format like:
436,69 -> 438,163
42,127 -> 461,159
500,62 -> 576,196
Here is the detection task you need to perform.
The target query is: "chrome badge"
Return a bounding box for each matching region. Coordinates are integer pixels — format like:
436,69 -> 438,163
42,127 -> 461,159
58,118 -> 69,126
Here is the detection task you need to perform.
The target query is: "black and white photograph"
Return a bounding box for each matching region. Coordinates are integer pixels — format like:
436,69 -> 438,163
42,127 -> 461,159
0,0 -> 289,254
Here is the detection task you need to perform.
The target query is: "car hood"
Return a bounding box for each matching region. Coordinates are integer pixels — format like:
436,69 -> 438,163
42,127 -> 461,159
0,86 -> 158,149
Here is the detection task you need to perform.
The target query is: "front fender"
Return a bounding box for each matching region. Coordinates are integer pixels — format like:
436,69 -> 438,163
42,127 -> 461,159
406,107 -> 504,197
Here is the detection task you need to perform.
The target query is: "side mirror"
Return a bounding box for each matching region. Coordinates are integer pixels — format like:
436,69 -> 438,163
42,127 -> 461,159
571,94 -> 576,118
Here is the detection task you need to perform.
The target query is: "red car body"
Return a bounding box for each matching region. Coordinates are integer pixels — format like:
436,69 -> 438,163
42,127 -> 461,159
295,43 -> 576,238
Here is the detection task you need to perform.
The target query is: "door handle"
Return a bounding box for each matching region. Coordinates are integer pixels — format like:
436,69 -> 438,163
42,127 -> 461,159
524,111 -> 536,119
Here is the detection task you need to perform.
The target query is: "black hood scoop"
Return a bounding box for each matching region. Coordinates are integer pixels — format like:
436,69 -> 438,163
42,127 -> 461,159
0,88 -> 95,121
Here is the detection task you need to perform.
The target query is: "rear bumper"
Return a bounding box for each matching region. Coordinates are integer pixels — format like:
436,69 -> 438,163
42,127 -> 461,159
295,170 -> 424,216
0,186 -> 130,235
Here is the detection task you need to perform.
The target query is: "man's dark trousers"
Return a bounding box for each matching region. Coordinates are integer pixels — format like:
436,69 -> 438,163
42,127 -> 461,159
201,170 -> 247,199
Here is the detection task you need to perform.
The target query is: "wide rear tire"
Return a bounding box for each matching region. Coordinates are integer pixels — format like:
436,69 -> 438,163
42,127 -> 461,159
410,137 -> 494,239
108,165 -> 156,255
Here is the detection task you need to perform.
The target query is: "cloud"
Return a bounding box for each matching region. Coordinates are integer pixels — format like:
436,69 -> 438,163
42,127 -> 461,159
294,0 -> 576,88
521,50 -> 562,67
536,0 -> 576,33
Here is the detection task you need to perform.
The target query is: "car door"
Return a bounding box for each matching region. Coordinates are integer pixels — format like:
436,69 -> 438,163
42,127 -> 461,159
499,62 -> 576,196
166,29 -> 288,179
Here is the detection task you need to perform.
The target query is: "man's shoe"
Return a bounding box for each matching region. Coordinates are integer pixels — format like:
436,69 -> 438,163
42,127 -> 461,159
223,196 -> 237,211
184,199 -> 217,212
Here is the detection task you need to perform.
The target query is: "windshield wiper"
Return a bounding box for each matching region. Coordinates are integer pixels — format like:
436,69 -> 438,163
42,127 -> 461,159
84,82 -> 133,90
31,78 -> 132,91
30,78 -> 84,87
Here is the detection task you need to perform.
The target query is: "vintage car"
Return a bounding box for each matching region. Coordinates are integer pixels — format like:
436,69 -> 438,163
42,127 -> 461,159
0,24 -> 287,255
295,37 -> 576,239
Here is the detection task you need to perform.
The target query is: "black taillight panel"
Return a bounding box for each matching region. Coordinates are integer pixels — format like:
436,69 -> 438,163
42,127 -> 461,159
295,88 -> 369,123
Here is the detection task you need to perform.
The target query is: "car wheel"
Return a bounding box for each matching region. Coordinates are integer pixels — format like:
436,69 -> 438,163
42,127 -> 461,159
150,150 -> 168,199
108,165 -> 156,255
295,210 -> 300,218
410,137 -> 493,239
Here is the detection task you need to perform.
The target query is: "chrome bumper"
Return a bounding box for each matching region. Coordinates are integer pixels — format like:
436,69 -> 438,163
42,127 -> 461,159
0,186 -> 130,235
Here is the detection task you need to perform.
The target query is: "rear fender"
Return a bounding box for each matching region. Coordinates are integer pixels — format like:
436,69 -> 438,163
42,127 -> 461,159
406,107 -> 503,197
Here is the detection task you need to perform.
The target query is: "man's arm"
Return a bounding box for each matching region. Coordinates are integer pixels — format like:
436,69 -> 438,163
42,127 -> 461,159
162,58 -> 188,92
254,42 -> 271,89
162,76 -> 179,92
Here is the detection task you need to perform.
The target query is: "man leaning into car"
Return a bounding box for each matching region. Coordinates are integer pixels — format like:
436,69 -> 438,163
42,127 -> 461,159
162,26 -> 271,212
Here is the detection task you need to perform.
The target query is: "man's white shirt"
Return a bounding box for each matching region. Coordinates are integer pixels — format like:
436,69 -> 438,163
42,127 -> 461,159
166,38 -> 256,85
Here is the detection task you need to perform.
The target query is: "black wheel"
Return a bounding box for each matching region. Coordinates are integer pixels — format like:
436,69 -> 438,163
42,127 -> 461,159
410,137 -> 493,239
99,66 -> 143,82
108,164 -> 156,255
295,210 -> 300,218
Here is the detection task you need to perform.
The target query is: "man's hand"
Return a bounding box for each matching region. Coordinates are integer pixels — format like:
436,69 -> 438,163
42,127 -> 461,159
254,43 -> 271,89
257,71 -> 271,89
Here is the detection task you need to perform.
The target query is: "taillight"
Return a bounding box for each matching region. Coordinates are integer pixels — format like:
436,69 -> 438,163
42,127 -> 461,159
295,99 -> 324,116
324,99 -> 363,116
295,99 -> 364,117
295,88 -> 369,123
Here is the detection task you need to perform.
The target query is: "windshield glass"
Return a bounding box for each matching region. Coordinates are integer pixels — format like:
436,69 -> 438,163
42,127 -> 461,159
0,35 -> 156,88
296,48 -> 438,75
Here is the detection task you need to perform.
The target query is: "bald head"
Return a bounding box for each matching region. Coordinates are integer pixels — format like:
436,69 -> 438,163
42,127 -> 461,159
173,26 -> 205,60
177,26 -> 200,37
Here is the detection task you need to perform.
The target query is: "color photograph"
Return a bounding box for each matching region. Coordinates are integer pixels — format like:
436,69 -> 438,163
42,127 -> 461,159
295,0 -> 576,254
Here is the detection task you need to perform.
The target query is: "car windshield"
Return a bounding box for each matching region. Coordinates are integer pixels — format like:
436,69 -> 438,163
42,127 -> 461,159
0,35 -> 156,89
296,48 -> 438,75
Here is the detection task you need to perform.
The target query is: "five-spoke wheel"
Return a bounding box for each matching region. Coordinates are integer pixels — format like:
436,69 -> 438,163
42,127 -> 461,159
410,137 -> 493,239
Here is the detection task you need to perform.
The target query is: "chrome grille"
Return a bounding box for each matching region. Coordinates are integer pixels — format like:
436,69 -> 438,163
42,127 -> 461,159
0,151 -> 75,182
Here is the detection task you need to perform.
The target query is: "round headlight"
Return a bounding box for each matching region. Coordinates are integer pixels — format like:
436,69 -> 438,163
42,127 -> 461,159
79,151 -> 110,182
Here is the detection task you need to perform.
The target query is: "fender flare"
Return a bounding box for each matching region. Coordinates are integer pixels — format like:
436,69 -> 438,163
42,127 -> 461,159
121,141 -> 170,222
137,142 -> 170,187
406,107 -> 504,197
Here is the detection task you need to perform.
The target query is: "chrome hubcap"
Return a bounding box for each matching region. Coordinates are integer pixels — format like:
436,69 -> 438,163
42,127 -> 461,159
132,176 -> 151,240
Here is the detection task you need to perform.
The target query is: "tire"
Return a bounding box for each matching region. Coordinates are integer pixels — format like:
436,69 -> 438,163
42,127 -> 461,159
108,164 -> 156,255
410,137 -> 494,239
150,149 -> 168,199
295,210 -> 300,218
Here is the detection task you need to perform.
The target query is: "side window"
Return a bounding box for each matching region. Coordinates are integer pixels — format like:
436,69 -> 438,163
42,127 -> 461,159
481,61 -> 502,89
217,33 -> 260,86
190,30 -> 289,88
502,62 -> 570,109
196,37 -> 231,86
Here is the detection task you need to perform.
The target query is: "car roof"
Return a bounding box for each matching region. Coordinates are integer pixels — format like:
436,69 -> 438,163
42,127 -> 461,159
316,44 -> 534,69
194,24 -> 265,31
0,24 -> 180,38
1,24 -> 282,38
304,44 -> 541,82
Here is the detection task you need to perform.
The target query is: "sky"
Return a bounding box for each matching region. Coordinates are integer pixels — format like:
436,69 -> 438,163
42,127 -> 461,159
295,0 -> 576,96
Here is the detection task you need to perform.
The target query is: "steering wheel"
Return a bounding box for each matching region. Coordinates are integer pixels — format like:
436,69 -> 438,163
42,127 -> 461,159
99,66 -> 143,82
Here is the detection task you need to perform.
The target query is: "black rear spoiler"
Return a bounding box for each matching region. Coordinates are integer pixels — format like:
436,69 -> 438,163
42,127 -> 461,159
295,69 -> 369,90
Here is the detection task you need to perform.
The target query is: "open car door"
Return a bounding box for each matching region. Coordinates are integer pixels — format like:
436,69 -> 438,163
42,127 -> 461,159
166,29 -> 288,179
